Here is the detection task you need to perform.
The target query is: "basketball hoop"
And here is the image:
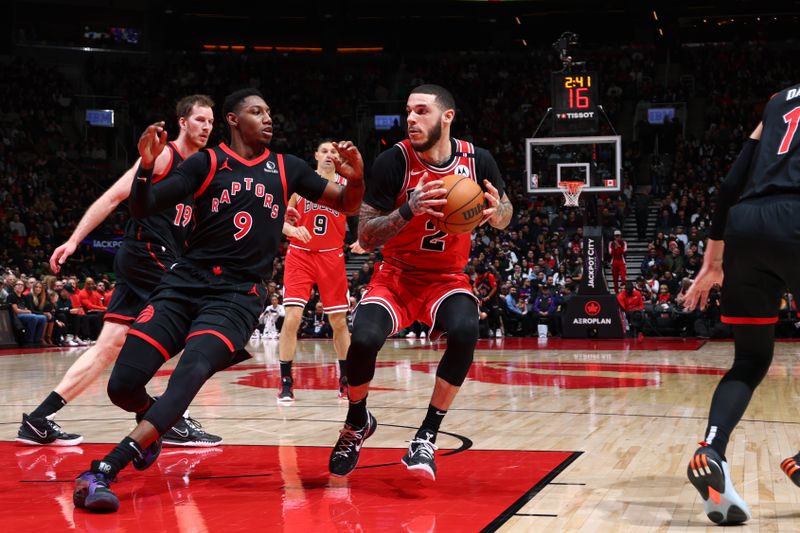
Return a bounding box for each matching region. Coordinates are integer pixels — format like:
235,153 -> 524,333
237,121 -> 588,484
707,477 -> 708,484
559,181 -> 585,207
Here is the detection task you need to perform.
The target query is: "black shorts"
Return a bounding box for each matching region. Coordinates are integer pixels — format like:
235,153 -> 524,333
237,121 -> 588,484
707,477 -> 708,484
127,261 -> 266,361
721,195 -> 800,325
105,243 -> 173,323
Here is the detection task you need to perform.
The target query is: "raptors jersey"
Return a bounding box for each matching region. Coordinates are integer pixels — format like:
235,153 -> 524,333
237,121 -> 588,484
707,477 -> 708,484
124,141 -> 191,259
289,174 -> 347,251
381,139 -> 478,273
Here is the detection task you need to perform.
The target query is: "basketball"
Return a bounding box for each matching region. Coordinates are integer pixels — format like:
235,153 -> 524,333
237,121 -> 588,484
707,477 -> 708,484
431,174 -> 486,234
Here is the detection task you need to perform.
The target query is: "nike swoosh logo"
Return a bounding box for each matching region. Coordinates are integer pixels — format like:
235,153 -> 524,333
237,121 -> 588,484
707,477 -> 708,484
410,170 -> 426,177
26,421 -> 47,439
136,176 -> 148,181
129,441 -> 144,459
435,411 -> 447,416
173,428 -> 189,438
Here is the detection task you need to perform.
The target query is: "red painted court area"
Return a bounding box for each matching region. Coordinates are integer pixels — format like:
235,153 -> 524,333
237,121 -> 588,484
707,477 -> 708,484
5,441 -> 576,532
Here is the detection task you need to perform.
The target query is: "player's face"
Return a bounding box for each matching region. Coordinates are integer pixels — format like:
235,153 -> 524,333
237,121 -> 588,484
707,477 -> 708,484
182,105 -> 214,149
231,96 -> 273,146
315,142 -> 339,173
406,93 -> 453,152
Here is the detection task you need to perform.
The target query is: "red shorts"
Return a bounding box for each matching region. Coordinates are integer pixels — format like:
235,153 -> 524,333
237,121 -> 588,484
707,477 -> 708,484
283,245 -> 349,314
358,262 -> 477,334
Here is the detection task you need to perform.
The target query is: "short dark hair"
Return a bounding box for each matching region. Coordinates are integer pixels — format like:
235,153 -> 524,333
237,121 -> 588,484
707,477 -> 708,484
410,84 -> 455,111
175,94 -> 214,120
222,88 -> 264,120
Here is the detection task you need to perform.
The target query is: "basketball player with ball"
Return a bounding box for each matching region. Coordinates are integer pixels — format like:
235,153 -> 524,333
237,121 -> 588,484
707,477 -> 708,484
328,84 -> 512,480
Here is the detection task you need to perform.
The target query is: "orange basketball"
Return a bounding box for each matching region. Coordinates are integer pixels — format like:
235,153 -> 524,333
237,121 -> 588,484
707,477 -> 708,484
431,174 -> 486,235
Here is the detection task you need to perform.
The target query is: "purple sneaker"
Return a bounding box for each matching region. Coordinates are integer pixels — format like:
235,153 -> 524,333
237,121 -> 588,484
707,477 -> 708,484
73,462 -> 119,512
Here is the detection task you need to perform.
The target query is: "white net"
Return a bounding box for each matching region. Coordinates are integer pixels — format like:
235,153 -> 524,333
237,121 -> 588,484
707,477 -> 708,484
559,182 -> 584,207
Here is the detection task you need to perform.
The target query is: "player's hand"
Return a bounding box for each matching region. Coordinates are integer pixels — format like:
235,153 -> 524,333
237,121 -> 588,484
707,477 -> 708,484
50,240 -> 77,273
479,179 -> 501,226
409,172 -> 447,218
285,206 -> 301,226
138,121 -> 167,168
331,141 -> 364,182
350,241 -> 367,254
682,266 -> 724,312
288,225 -> 312,243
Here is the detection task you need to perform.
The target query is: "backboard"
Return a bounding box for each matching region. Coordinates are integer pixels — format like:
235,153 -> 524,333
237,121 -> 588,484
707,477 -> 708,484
525,135 -> 621,194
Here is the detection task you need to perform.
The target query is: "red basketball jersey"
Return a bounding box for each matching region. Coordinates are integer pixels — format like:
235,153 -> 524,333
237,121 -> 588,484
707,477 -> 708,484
289,174 -> 347,251
381,139 -> 478,273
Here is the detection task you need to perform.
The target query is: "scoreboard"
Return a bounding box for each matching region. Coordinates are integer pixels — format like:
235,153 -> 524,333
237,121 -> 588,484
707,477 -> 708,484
551,71 -> 599,135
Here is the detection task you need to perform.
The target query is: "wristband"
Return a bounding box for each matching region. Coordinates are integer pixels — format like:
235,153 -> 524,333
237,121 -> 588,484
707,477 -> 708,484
398,202 -> 413,221
136,164 -> 154,181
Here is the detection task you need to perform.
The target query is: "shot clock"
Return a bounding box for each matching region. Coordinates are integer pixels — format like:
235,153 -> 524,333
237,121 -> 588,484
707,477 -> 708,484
551,71 -> 599,135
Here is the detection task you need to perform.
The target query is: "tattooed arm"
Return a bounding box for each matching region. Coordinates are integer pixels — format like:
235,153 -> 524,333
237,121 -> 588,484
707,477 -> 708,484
481,180 -> 513,230
358,171 -> 447,251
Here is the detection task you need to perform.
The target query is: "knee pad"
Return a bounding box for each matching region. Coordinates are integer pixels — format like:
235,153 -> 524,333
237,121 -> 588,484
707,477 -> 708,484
107,364 -> 150,412
346,319 -> 390,387
436,318 -> 478,387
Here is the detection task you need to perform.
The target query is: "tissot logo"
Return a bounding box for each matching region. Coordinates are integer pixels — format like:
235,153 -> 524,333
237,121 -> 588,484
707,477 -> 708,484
584,301 -> 601,316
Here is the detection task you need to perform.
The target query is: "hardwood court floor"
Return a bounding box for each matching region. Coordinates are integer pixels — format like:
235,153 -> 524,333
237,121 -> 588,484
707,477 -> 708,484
2,336 -> 800,531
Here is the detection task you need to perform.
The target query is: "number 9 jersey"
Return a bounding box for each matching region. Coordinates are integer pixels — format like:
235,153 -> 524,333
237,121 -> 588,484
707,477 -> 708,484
288,174 -> 347,252
365,139 -> 505,273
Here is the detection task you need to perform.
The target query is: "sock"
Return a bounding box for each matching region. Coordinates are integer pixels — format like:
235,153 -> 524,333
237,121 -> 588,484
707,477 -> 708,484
280,360 -> 293,380
30,391 -> 67,419
346,396 -> 368,428
134,396 -> 155,424
702,424 -> 730,462
95,437 -> 141,478
338,359 -> 347,379
417,404 -> 446,443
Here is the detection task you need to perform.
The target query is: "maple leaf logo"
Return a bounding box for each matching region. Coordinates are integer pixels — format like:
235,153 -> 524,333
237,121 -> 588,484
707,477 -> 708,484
584,300 -> 601,316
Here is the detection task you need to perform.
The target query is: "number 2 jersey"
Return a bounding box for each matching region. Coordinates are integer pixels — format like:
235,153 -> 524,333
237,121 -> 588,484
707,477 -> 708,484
124,141 -> 192,263
365,138 -> 505,273
130,142 -> 329,282
288,174 -> 347,251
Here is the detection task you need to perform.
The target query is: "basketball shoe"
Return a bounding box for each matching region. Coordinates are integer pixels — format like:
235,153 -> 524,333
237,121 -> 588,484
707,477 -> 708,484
277,376 -> 295,403
401,430 -> 438,480
163,416 -> 223,447
780,454 -> 800,487
687,444 -> 751,525
73,461 -> 119,513
329,411 -> 377,477
16,413 -> 83,446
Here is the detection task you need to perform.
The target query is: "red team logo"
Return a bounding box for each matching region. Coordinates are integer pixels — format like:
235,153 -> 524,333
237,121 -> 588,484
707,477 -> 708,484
136,304 -> 155,324
585,301 -> 601,316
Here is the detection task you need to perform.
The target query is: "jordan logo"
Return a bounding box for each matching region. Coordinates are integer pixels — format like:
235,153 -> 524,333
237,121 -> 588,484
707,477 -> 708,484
248,284 -> 260,296
219,158 -> 232,172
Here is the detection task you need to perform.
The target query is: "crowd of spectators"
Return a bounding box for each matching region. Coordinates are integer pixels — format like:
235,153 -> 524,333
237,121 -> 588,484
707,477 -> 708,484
3,41 -> 800,342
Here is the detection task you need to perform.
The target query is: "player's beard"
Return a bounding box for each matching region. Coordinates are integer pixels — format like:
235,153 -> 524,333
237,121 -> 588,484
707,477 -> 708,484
409,120 -> 442,153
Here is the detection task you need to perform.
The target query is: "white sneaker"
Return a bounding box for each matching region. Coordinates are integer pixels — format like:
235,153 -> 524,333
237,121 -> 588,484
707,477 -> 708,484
420,332 -> 426,338
406,332 -> 417,338
495,329 -> 503,337
688,446 -> 751,525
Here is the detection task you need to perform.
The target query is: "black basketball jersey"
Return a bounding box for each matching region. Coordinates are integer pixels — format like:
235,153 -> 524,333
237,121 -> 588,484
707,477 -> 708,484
740,83 -> 800,200
134,142 -> 329,282
124,141 -> 192,258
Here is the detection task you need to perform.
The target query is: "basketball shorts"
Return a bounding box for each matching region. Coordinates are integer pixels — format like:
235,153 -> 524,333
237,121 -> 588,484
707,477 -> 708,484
356,261 -> 477,335
283,246 -> 349,314
721,195 -> 800,325
105,243 -> 174,324
127,261 -> 266,362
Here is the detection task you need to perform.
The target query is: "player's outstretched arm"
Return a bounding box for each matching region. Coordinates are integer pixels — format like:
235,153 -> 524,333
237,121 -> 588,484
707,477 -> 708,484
315,141 -> 364,215
358,172 -> 447,251
50,149 -> 172,273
